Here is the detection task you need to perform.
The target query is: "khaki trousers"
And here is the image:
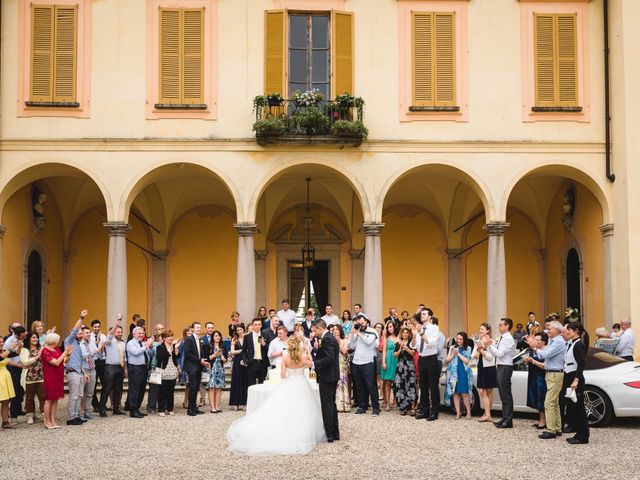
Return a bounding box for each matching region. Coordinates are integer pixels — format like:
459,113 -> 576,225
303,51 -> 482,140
544,371 -> 563,433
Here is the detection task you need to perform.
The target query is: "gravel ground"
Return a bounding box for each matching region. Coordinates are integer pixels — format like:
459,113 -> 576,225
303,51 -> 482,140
1,392 -> 638,480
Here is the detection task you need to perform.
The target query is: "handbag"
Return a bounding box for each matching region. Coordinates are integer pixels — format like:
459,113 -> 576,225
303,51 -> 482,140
148,368 -> 163,385
565,387 -> 577,403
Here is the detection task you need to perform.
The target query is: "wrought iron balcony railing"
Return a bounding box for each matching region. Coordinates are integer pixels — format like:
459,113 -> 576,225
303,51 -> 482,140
252,98 -> 367,147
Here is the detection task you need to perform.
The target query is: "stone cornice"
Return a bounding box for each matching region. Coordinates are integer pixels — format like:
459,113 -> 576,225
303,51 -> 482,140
0,138 -> 606,155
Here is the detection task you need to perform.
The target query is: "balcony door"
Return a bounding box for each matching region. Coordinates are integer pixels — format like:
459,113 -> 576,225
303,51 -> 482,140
288,13 -> 330,99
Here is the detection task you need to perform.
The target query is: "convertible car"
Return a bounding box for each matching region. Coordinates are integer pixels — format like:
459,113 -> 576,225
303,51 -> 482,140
439,348 -> 640,427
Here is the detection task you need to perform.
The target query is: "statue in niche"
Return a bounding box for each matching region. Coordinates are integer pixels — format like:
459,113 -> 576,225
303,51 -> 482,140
562,184 -> 576,230
33,189 -> 47,233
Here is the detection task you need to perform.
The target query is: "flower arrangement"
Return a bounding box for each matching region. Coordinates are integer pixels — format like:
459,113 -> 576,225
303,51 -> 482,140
292,106 -> 329,134
292,89 -> 324,107
331,120 -> 368,138
253,117 -> 286,135
564,307 -> 580,322
266,92 -> 284,106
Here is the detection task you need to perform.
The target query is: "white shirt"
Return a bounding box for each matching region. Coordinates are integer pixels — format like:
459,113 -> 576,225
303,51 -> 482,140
436,332 -> 446,362
321,314 -> 339,326
348,327 -> 378,365
488,332 -> 516,366
90,332 -> 107,361
615,328 -> 635,358
267,337 -> 287,366
277,309 -> 297,332
410,322 -> 440,357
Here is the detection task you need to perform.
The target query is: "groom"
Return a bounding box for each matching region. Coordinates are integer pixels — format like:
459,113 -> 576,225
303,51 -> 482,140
311,319 -> 340,442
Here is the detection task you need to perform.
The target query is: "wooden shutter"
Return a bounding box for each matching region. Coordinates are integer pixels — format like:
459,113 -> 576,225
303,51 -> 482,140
160,8 -> 181,104
264,10 -> 286,96
182,8 -> 204,104
557,14 -> 578,106
31,5 -> 55,102
412,12 -> 433,106
534,13 -> 578,107
53,5 -> 77,102
434,13 -> 455,106
534,14 -> 556,106
332,11 -> 353,97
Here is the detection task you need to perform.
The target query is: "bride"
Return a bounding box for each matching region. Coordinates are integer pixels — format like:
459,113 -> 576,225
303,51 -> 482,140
226,335 -> 327,455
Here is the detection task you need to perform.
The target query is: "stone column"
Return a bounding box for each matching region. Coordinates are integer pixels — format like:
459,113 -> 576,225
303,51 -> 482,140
483,222 -> 510,332
150,251 -> 168,328
446,249 -> 465,336
234,223 -> 257,324
104,222 -> 131,324
362,223 -> 384,324
0,225 -> 6,317
350,249 -> 364,311
600,224 -> 614,327
255,249 -> 268,313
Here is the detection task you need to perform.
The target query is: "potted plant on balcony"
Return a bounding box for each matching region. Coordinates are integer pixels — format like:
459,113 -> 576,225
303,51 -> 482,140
292,89 -> 324,107
266,92 -> 284,107
331,120 -> 368,139
253,117 -> 287,136
292,106 -> 330,134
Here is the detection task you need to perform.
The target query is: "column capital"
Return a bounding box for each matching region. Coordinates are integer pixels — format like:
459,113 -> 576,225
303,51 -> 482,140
599,223 -> 614,238
103,222 -> 132,237
445,248 -> 465,259
233,223 -> 258,236
362,222 -> 385,236
0,224 -> 6,239
483,222 -> 510,236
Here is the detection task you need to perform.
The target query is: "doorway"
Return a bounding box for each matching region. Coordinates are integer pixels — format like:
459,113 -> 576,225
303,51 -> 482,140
288,260 -> 329,318
26,250 -> 43,330
566,248 -> 581,312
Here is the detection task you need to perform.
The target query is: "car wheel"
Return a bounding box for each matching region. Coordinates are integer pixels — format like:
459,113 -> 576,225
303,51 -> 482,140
583,386 -> 613,427
469,387 -> 482,416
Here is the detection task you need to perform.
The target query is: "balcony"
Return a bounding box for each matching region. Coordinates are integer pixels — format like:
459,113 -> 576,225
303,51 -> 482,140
252,92 -> 367,147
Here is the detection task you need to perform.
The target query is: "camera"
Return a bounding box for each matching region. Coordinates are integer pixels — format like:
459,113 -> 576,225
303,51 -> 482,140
353,323 -> 361,331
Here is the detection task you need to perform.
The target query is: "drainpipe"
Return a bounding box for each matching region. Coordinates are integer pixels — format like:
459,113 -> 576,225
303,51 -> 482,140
604,0 -> 615,182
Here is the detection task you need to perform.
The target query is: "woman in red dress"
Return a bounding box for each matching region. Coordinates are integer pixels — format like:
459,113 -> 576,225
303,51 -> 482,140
40,333 -> 73,429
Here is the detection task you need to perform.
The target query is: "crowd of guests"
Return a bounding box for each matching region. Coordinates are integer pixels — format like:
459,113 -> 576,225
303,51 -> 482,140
0,302 -> 635,443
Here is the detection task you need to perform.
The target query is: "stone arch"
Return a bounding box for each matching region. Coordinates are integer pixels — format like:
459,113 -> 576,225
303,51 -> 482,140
248,158 -> 370,224
0,161 -> 112,222
502,164 -> 611,224
119,160 -> 242,222
377,162 -> 494,223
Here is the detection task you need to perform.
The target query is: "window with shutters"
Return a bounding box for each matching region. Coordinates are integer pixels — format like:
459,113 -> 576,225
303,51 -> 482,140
156,8 -> 205,108
264,9 -> 353,99
146,0 -> 217,120
411,12 -> 457,111
18,0 -> 91,117
520,2 -> 589,122
398,1 -> 468,122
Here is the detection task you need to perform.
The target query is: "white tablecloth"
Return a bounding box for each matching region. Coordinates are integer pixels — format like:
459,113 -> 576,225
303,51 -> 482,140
246,381 -> 320,413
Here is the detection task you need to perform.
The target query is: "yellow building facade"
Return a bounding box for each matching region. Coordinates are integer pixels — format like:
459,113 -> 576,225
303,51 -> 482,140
0,0 -> 637,358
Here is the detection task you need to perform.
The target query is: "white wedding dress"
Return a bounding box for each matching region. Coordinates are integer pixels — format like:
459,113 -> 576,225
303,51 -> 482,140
227,366 -> 327,455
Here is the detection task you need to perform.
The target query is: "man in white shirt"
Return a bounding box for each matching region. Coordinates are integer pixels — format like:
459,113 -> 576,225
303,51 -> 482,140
321,304 -> 340,327
267,326 -> 289,368
615,319 -> 635,361
348,314 -> 380,415
89,319 -> 107,412
277,299 -> 297,335
487,317 -> 516,428
410,308 -> 440,420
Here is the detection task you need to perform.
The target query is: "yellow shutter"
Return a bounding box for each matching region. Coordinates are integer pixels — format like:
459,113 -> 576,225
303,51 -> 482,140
434,13 -> 455,106
160,8 -> 181,104
264,10 -> 286,96
31,5 -> 55,102
53,5 -> 77,102
412,12 -> 433,106
331,11 -> 353,97
182,8 -> 204,104
534,14 -> 556,106
535,13 -> 578,107
557,14 -> 578,106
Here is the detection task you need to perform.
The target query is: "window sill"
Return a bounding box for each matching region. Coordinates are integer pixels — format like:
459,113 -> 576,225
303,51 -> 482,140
25,101 -> 80,108
154,103 -> 208,110
409,105 -> 460,113
531,106 -> 583,113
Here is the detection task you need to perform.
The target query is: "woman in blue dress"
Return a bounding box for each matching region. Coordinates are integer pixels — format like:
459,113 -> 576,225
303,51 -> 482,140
444,331 -> 474,419
205,330 -> 227,413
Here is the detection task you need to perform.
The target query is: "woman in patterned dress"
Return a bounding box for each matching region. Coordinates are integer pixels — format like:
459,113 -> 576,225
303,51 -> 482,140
331,324 -> 351,412
0,337 -> 17,430
205,330 -> 227,413
444,332 -> 474,419
20,331 -> 45,424
393,327 -> 417,415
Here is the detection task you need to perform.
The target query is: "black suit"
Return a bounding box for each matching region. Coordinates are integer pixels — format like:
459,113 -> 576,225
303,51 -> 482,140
314,331 -> 340,440
563,339 -> 589,442
302,321 -> 314,338
183,335 -> 204,413
242,332 -> 268,386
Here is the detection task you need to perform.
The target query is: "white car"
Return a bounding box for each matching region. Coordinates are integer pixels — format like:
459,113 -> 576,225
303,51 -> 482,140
439,348 -> 640,427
